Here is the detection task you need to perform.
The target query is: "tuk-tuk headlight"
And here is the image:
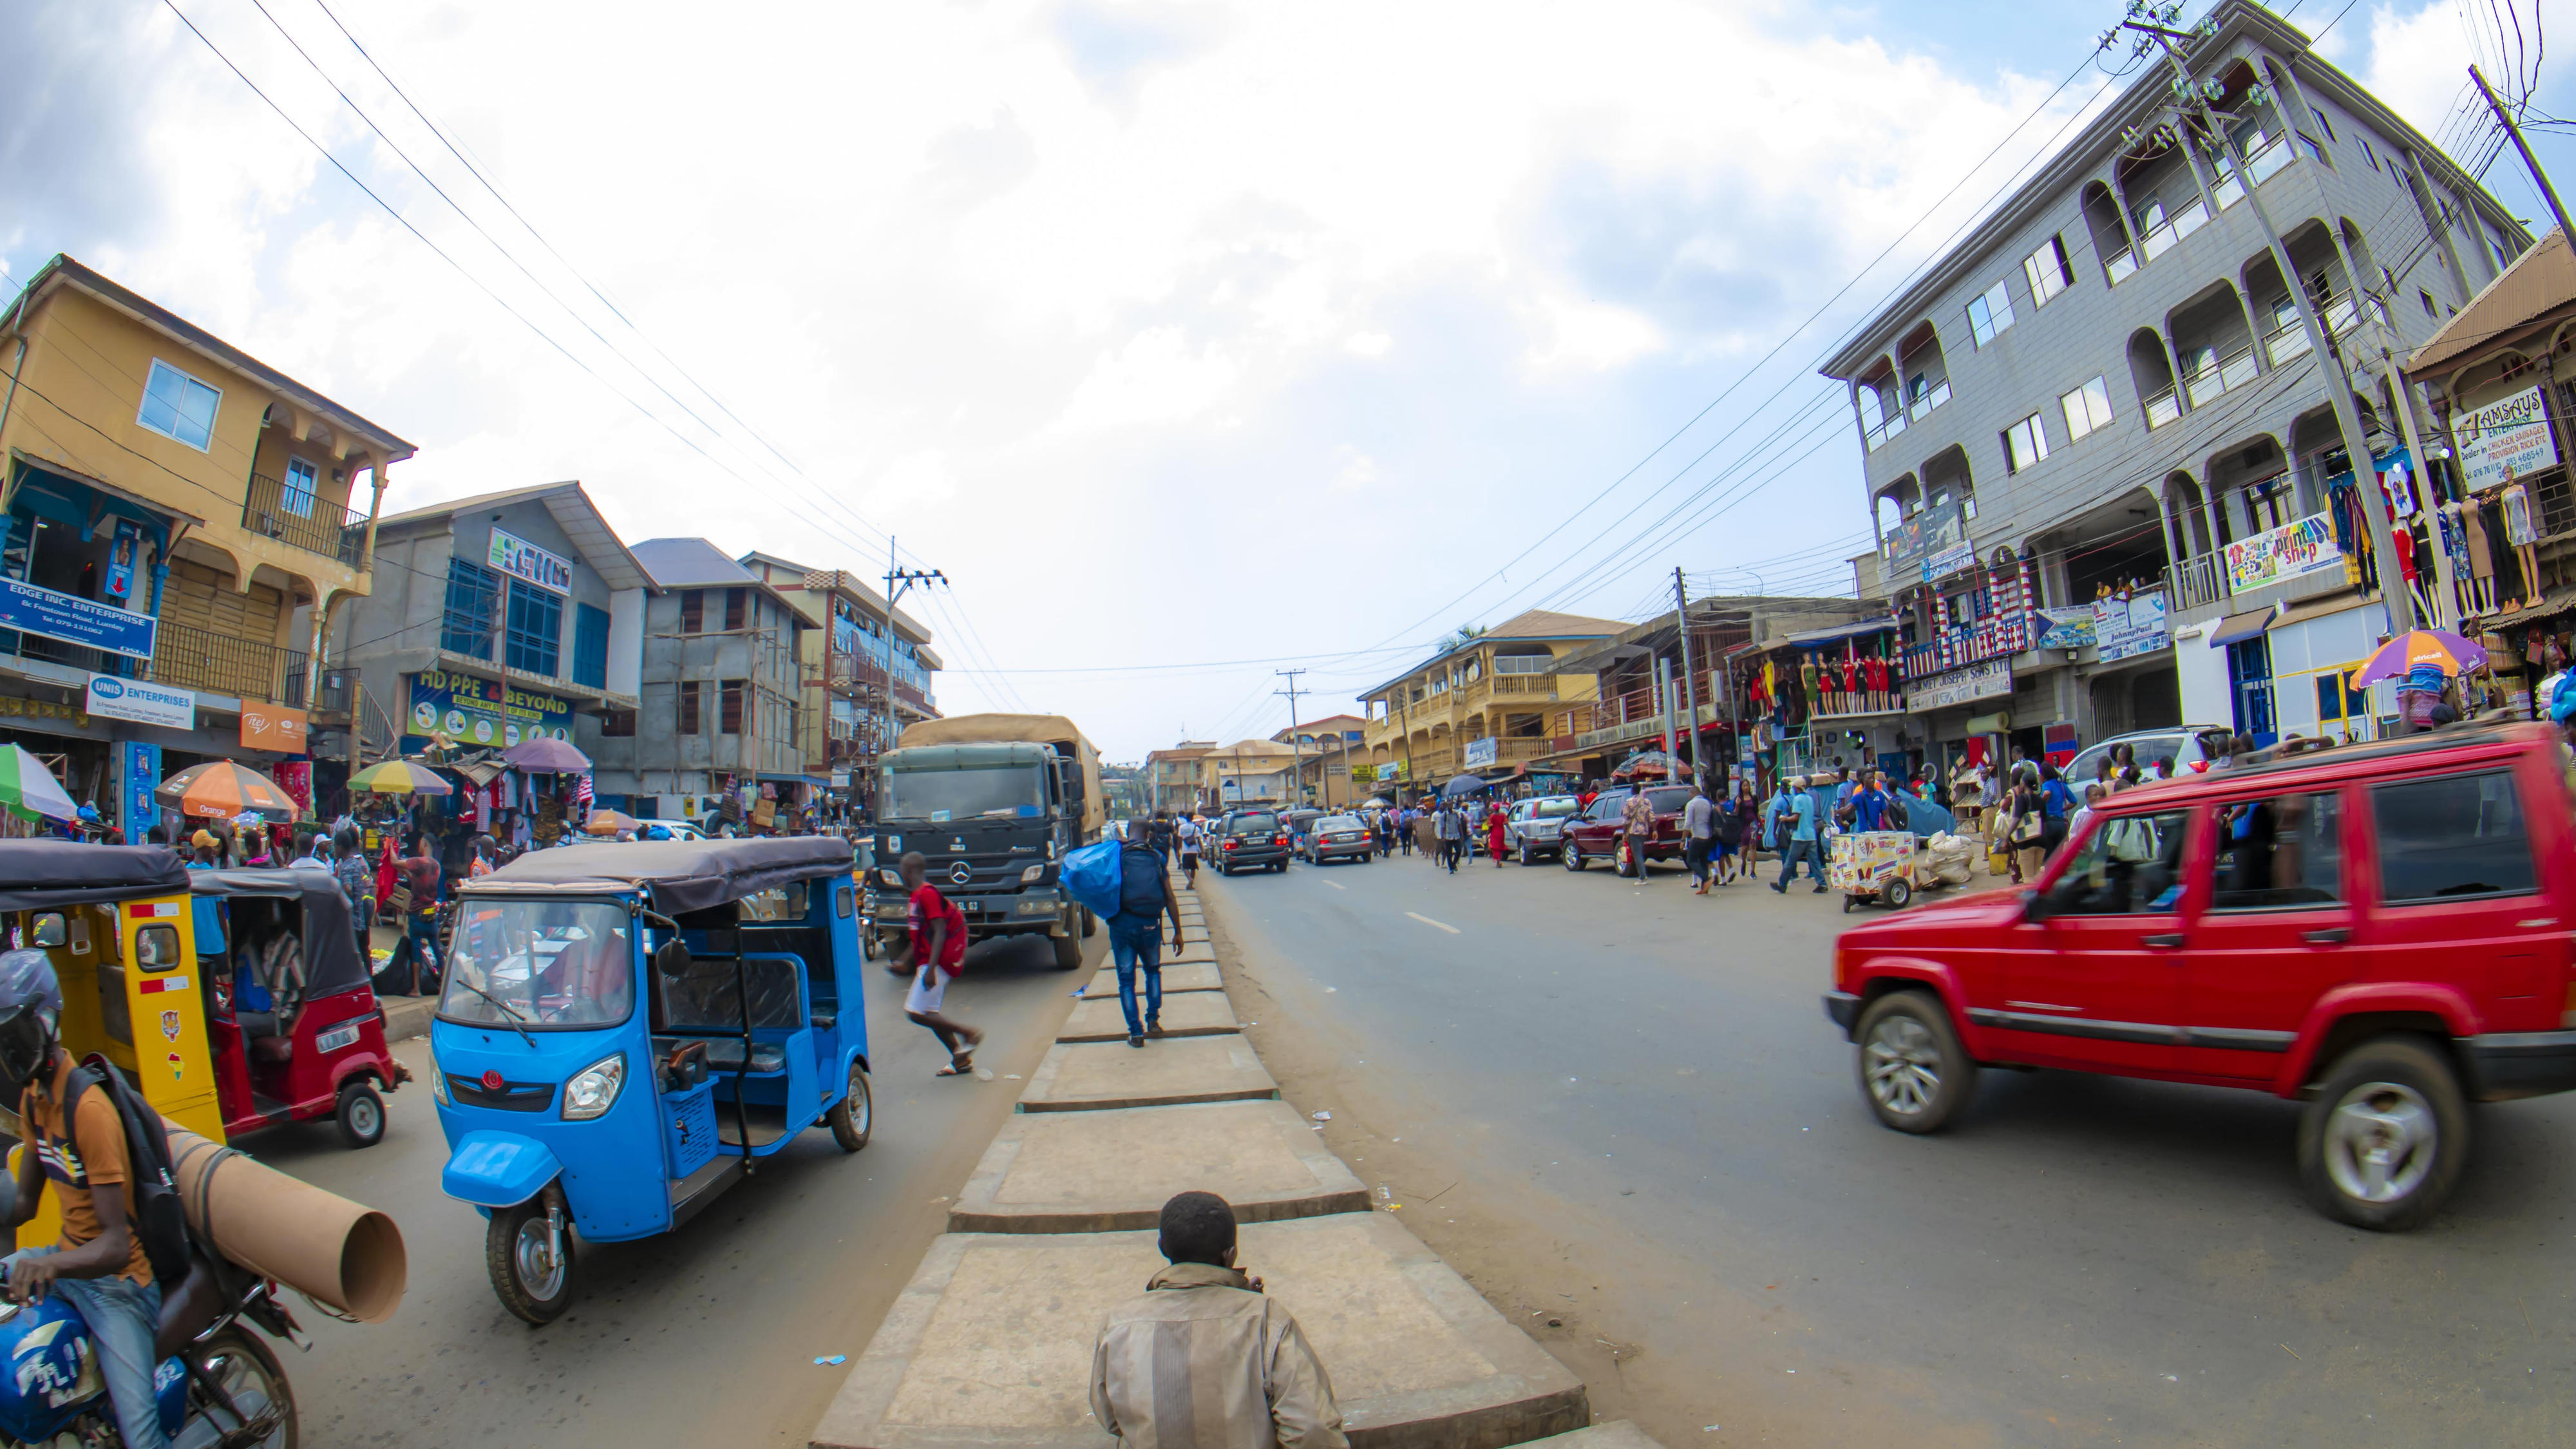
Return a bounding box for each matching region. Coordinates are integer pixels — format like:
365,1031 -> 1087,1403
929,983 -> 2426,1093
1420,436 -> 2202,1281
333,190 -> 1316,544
428,1050 -> 449,1106
562,1052 -> 627,1121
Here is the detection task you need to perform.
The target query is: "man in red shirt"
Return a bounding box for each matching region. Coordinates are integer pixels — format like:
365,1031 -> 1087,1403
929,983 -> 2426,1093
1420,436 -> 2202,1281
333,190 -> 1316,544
887,852 -> 983,1077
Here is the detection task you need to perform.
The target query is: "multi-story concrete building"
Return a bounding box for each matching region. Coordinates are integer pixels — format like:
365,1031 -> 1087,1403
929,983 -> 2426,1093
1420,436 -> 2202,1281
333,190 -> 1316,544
1144,742 -> 1215,813
0,255 -> 414,829
1355,609 -> 1629,786
581,538 -> 810,827
1276,714 -> 1370,807
736,551 -> 940,813
1823,0 -> 2528,772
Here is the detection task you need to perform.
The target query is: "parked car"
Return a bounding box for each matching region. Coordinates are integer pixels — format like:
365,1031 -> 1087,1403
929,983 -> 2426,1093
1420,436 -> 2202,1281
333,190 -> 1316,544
2064,725 -> 2232,785
1558,785 -> 1695,876
1217,811 -> 1291,874
1504,795 -> 1582,865
1307,814 -> 1376,864
1280,808 -> 1327,860
1824,721 -> 2576,1231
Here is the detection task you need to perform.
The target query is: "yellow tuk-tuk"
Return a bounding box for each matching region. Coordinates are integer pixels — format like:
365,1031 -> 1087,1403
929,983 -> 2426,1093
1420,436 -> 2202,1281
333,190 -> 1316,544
0,841 -> 222,1249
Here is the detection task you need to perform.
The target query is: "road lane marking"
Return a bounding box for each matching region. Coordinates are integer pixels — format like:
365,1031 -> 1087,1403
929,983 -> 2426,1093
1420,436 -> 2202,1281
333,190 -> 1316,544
1323,880 -> 1345,890
1406,911 -> 1460,934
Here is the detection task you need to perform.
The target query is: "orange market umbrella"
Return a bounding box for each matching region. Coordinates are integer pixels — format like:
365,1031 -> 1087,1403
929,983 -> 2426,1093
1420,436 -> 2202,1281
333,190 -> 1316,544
154,761 -> 299,822
583,809 -> 640,837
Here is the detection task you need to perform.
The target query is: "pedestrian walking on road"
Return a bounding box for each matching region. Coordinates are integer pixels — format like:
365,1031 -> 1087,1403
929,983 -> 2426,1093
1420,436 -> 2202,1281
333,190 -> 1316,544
1770,776 -> 1824,893
1174,815 -> 1202,889
1713,784 -> 1750,885
887,851 -> 984,1076
1090,1190 -> 1348,1449
1398,806 -> 1416,857
1683,779 -> 1715,893
1620,784 -> 1654,882
1485,800 -> 1507,867
1435,802 -> 1463,873
1107,827 -> 1186,1048
2005,764 -> 2045,884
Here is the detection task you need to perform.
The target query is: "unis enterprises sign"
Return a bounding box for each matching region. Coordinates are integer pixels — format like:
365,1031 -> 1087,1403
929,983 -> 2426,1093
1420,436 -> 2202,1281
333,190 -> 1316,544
488,529 -> 573,594
84,675 -> 193,730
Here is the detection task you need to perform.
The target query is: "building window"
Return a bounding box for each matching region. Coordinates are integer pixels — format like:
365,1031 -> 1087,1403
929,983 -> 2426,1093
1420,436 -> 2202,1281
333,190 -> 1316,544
676,680 -> 701,735
573,602 -> 610,690
504,577 -> 562,677
2310,105 -> 2336,142
2058,377 -> 2115,442
721,679 -> 746,735
2023,236 -> 2074,307
724,588 -> 747,631
2002,412 -> 2050,473
1966,279 -> 2015,346
442,559 -> 500,659
137,359 -> 220,451
2420,289 -> 2439,318
679,590 -> 705,633
282,458 -> 319,518
601,706 -> 636,737
2362,137 -> 2380,171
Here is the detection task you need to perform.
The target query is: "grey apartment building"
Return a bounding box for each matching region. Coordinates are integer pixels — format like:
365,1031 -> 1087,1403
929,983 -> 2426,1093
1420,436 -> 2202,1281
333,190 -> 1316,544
1824,0 -> 2530,772
580,537 -> 813,825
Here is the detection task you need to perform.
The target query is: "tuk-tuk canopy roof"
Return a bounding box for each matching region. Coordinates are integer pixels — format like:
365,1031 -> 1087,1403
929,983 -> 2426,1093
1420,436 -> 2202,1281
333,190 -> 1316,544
0,841 -> 189,914
188,867 -> 370,1001
462,836 -> 853,916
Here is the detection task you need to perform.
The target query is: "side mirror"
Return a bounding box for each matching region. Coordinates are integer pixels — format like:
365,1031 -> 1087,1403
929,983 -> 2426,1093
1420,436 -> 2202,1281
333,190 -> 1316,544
654,937 -> 693,978
28,914 -> 65,949
2021,889 -> 2052,924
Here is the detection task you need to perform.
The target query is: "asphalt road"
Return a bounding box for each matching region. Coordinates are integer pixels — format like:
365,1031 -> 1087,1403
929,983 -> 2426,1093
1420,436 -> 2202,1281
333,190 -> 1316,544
1206,844 -> 2576,1448
245,928 -> 1094,1448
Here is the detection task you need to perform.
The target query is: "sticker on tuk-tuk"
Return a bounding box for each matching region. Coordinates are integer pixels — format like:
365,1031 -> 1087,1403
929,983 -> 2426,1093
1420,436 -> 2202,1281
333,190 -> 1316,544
137,976 -> 189,995
166,1052 -> 182,1081
160,1010 -> 179,1043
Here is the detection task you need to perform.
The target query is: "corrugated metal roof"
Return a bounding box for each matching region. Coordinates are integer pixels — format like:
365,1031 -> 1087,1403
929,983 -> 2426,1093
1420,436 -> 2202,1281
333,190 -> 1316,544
2406,226 -> 2576,377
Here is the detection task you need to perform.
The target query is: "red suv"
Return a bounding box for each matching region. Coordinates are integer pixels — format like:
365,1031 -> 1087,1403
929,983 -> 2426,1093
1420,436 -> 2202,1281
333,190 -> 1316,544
1560,784 -> 1695,877
1824,721 -> 2576,1230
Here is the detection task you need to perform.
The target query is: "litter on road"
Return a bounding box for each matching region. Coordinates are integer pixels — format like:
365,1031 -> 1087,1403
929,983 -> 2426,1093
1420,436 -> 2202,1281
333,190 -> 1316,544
815,1355 -> 846,1367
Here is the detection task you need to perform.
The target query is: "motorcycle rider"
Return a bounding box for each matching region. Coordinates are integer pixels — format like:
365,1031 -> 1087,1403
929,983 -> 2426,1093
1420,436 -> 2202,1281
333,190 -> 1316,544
0,949 -> 167,1448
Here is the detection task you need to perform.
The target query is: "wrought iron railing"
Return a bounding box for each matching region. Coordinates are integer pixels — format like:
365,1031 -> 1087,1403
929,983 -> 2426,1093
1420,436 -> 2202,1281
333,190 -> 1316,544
243,473 -> 371,569
2144,385 -> 2183,430
150,619 -> 307,705
2163,552 -> 2232,613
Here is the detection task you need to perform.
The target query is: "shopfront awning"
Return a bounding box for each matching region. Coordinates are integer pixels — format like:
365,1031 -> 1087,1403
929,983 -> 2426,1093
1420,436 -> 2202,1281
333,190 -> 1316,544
2208,604 -> 2280,647
757,772 -> 829,788
2266,589 -> 2372,632
1775,617 -> 1901,649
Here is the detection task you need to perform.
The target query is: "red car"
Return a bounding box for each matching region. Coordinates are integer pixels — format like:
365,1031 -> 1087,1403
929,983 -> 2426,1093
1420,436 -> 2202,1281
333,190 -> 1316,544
1559,785 -> 1695,877
1824,721 -> 2576,1230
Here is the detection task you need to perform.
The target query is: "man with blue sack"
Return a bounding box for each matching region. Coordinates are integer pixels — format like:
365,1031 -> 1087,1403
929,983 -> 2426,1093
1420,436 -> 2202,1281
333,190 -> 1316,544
1108,817 -> 1186,1049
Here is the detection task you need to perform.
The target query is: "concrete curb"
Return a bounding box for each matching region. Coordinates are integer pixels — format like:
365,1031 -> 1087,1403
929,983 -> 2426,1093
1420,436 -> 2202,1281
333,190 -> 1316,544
1057,992 -> 1239,1043
380,994 -> 436,1041
1079,963 -> 1222,999
1522,1421 -> 1667,1449
948,1099 -> 1366,1233
1016,1037 -> 1278,1113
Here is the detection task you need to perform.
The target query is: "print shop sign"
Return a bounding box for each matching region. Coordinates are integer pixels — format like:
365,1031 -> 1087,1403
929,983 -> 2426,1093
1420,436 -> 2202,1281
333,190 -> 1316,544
2223,511 -> 2341,593
2456,383 -> 2559,494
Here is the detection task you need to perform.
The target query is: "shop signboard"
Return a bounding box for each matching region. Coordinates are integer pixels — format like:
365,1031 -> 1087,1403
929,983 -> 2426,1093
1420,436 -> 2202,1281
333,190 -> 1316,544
409,668 -> 576,747
2034,607 -> 2097,651
120,741 -> 158,835
0,580 -> 155,659
2456,383 -> 2559,493
2222,511 -> 2340,593
238,702 -> 307,754
1884,498 -> 1971,583
1462,737 -> 1498,769
1910,658 -> 2012,712
2092,590 -> 2170,662
1376,762 -> 1404,782
270,761 -> 310,812
488,529 -> 574,593
84,675 -> 193,730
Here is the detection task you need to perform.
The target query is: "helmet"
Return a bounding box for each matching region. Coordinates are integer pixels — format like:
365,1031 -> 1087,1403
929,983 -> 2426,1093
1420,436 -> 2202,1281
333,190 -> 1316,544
0,949 -> 59,1094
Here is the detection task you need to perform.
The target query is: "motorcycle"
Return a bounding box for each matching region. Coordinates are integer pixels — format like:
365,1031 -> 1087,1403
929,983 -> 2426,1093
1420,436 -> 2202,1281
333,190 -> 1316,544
0,1258 -> 299,1447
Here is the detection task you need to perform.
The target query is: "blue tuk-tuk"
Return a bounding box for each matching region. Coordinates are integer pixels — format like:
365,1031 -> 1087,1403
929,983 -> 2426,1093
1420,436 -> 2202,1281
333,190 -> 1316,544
428,837 -> 872,1324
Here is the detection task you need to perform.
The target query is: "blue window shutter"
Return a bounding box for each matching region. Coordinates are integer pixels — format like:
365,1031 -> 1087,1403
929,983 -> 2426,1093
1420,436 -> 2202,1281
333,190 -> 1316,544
442,560 -> 498,659
573,603 -> 610,690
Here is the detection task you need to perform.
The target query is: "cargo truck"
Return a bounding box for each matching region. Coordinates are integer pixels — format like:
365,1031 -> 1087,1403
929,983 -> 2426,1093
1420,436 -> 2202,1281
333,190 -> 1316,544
862,713 -> 1104,969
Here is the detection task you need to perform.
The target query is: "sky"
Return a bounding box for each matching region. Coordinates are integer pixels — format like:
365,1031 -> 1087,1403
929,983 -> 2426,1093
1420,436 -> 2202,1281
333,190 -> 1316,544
4,0 -> 2568,763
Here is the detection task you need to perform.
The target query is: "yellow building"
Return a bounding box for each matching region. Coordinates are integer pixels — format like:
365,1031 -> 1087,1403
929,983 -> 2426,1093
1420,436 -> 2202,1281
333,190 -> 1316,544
0,256 -> 411,827
737,552 -> 941,817
1356,609 -> 1629,786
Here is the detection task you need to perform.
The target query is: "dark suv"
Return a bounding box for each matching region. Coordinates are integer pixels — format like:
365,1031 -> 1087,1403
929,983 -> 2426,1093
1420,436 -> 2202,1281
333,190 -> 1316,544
1217,812 -> 1291,875
1560,784 -> 1695,876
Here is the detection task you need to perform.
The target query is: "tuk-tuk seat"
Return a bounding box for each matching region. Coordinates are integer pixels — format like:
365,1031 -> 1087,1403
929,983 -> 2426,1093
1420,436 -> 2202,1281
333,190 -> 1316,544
660,954 -> 807,1034
697,1039 -> 787,1074
810,1011 -> 836,1031
249,1035 -> 294,1065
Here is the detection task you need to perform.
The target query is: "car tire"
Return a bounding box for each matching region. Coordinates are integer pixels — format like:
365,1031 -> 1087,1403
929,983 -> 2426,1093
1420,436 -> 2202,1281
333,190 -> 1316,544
1853,989 -> 1976,1134
2298,1036 -> 2468,1231
335,1080 -> 386,1150
1518,842 -> 1533,867
1563,844 -> 1584,872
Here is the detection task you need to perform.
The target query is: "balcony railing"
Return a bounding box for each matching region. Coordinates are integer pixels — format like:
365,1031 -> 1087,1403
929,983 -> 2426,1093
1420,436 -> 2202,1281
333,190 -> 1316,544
1864,408 -> 1908,450
1905,380 -> 1951,422
2134,197 -> 2209,261
2143,384 -> 2183,430
2104,247 -> 2139,285
243,473 -> 370,569
151,619 -> 308,705
2182,344 -> 2259,408
2262,317 -> 2313,366
2163,552 -> 2232,613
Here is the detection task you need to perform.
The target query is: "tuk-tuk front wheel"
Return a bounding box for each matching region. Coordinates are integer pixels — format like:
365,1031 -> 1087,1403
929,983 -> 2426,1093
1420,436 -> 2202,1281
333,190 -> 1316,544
488,1194 -> 574,1326
335,1081 -> 386,1150
828,1059 -> 873,1152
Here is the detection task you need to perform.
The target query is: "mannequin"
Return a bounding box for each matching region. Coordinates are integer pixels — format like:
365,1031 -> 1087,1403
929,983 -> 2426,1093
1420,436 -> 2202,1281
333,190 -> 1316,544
2502,468 -> 2541,609
2456,498 -> 2498,616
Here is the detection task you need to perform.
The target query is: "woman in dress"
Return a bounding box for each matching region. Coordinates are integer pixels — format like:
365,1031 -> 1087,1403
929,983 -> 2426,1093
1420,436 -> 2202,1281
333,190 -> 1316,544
1485,797 -> 1508,867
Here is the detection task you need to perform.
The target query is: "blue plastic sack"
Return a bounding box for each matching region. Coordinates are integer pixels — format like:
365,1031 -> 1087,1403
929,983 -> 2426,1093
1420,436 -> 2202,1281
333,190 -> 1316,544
1061,839 -> 1123,920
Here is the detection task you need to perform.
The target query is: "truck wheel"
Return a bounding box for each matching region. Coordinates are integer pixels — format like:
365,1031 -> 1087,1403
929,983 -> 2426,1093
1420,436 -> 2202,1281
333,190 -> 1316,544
488,1195 -> 574,1326
1081,906 -> 1098,939
335,1081 -> 386,1149
2298,1036 -> 2468,1231
1052,931 -> 1085,970
827,1059 -> 873,1152
1853,989 -> 1975,1134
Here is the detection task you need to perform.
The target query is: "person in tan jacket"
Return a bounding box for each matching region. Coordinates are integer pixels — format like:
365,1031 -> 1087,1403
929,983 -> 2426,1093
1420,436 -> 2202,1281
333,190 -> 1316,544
1090,1191 -> 1347,1449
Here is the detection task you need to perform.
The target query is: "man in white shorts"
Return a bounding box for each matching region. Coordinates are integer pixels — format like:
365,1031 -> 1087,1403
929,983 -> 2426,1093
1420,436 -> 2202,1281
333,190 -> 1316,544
887,851 -> 983,1076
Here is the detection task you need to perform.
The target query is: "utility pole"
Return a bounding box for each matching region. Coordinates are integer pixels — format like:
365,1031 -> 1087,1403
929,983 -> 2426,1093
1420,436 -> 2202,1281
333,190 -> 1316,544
1672,568 -> 1703,790
2125,10 -> 2414,632
1655,656 -> 1678,779
879,536 -> 946,777
1274,668 -> 1307,802
2472,64 -> 2575,245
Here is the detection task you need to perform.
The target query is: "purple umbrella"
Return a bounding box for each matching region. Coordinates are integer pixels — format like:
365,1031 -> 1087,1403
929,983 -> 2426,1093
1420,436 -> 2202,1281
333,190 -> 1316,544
503,736 -> 593,773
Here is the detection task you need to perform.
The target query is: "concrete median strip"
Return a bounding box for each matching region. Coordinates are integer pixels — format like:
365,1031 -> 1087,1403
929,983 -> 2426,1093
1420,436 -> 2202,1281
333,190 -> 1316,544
1520,1421 -> 1668,1449
948,1099 -> 1366,1233
1056,991 -> 1239,1043
1080,961 -> 1222,998
1017,1036 -> 1278,1112
810,1213 -> 1586,1449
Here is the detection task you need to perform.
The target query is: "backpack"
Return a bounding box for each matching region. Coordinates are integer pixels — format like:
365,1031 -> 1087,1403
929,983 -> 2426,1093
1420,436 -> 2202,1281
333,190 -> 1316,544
1115,845 -> 1165,921
1061,839 -> 1124,920
61,1056 -> 194,1289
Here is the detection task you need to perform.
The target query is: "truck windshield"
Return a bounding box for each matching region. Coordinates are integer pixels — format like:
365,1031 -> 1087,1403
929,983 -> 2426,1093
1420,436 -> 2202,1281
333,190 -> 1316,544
439,900 -> 634,1028
881,765 -> 1046,823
